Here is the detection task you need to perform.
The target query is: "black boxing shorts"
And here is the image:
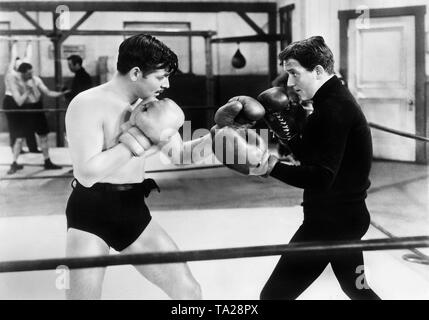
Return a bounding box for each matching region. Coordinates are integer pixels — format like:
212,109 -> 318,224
66,178 -> 160,252
27,99 -> 49,136
3,95 -> 30,138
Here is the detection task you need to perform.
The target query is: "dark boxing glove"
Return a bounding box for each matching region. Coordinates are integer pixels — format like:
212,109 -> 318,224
257,86 -> 306,146
214,96 -> 265,129
211,126 -> 270,176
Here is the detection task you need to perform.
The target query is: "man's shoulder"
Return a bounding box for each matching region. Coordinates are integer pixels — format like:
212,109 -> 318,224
69,85 -> 120,109
69,87 -> 104,109
324,85 -> 359,108
32,75 -> 45,86
32,75 -> 43,82
79,68 -> 91,77
5,71 -> 19,83
318,91 -> 360,124
5,70 -> 19,78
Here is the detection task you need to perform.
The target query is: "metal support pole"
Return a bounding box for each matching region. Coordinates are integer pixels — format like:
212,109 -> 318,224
52,12 -> 64,147
267,10 -> 278,84
204,34 -> 215,128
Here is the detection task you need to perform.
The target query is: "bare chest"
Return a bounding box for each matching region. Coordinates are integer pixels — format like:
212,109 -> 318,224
102,104 -> 132,150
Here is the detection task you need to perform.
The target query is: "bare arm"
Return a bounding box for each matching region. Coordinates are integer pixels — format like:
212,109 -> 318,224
6,73 -> 30,106
65,96 -> 135,187
7,41 -> 32,73
7,41 -> 19,73
22,41 -> 32,63
35,77 -> 68,98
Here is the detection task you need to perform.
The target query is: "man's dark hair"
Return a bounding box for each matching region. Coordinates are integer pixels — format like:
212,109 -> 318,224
117,34 -> 178,76
279,36 -> 335,74
67,55 -> 83,66
17,62 -> 32,73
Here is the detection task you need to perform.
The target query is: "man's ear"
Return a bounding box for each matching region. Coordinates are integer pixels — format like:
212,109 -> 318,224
314,65 -> 325,79
129,67 -> 141,82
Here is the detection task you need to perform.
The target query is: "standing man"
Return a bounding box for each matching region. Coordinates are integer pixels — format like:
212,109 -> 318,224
64,54 -> 93,103
5,40 -> 39,154
65,34 -> 213,299
262,36 -> 380,299
212,36 -> 380,299
4,62 -> 68,174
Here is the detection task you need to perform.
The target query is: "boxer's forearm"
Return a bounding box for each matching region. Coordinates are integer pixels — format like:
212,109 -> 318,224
45,90 -> 66,98
11,89 -> 30,106
73,143 -> 134,187
269,161 -> 334,189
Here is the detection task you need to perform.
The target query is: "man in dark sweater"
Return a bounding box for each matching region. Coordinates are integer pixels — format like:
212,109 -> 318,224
65,55 -> 93,103
259,36 -> 380,299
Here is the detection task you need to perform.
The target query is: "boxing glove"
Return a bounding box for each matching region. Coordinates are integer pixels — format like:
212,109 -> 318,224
130,98 -> 185,145
211,126 -> 269,176
257,87 -> 306,146
214,96 -> 265,128
119,124 -> 151,157
119,98 -> 184,156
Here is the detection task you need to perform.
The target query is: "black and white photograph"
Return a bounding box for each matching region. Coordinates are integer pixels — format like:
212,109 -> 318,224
0,0 -> 428,306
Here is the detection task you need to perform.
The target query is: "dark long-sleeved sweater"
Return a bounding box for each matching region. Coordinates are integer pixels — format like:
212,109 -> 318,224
269,76 -> 373,210
65,67 -> 92,103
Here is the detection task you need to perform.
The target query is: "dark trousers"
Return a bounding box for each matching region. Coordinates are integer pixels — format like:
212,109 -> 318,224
260,203 -> 380,300
4,95 -> 40,151
10,132 -> 38,152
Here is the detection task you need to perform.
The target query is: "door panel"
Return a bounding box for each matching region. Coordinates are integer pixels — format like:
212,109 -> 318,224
348,16 -> 415,161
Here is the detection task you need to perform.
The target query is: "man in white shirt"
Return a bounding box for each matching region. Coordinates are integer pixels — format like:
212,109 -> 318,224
4,62 -> 69,174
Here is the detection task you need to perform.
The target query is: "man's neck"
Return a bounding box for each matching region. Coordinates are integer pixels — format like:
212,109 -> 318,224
108,73 -> 138,104
312,74 -> 335,98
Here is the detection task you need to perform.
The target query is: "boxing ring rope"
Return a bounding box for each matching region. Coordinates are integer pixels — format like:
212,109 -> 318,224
1,109 -> 428,141
0,165 -> 226,181
0,108 -> 68,113
368,122 -> 429,143
1,120 -> 429,181
370,220 -> 429,266
0,114 -> 428,269
0,106 -> 217,113
364,123 -> 429,265
0,236 -> 428,273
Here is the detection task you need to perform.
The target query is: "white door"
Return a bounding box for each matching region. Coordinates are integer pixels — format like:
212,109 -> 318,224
348,16 -> 416,161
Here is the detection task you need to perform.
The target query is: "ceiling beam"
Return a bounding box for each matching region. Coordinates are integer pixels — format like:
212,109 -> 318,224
211,34 -> 283,43
0,1 -> 277,13
17,9 -> 44,32
236,12 -> 266,35
59,11 -> 94,43
0,29 -> 217,38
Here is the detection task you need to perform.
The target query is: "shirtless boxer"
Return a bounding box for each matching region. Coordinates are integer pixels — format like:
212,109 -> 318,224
65,34 -> 212,300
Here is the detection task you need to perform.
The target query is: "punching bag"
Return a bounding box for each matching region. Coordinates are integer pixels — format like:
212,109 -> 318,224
231,43 -> 246,69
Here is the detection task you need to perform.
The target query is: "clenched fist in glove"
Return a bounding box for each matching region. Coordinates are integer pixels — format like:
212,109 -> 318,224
211,126 -> 277,176
257,86 -> 306,146
214,96 -> 265,128
119,98 -> 185,156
